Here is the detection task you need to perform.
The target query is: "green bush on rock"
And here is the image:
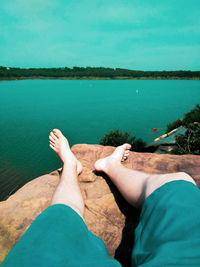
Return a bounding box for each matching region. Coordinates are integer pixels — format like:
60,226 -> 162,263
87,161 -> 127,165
166,118 -> 182,133
172,123 -> 200,155
99,129 -> 146,152
166,104 -> 200,155
166,104 -> 200,133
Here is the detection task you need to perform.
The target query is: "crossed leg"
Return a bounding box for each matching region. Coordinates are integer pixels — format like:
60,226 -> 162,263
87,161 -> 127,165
94,143 -> 196,208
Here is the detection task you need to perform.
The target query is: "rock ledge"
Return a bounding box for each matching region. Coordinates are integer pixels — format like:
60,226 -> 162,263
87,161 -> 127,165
0,144 -> 200,265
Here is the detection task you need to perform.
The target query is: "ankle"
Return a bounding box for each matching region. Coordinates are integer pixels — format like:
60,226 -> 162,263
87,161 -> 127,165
62,160 -> 77,172
104,158 -> 122,174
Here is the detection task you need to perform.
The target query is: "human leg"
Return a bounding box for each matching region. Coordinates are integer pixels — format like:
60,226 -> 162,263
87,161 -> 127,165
2,130 -> 121,267
49,129 -> 84,218
94,144 -> 196,208
132,180 -> 200,266
95,144 -> 200,266
94,144 -> 149,207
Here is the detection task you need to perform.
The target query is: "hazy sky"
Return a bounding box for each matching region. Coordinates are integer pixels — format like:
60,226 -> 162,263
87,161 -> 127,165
1,0 -> 200,70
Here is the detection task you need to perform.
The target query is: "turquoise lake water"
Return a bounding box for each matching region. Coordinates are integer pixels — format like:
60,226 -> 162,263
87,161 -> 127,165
0,79 -> 200,200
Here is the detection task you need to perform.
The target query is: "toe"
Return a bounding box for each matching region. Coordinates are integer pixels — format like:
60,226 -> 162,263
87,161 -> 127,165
49,140 -> 55,147
50,132 -> 57,141
49,135 -> 56,143
49,143 -> 55,150
53,129 -> 62,138
124,143 -> 131,150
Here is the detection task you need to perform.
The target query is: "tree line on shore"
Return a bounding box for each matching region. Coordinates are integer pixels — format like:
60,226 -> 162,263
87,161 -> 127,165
0,66 -> 200,79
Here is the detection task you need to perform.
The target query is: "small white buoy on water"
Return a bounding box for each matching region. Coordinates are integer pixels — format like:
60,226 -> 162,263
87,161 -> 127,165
136,89 -> 139,94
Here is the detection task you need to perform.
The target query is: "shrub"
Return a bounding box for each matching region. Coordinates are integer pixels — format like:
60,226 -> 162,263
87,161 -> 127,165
166,104 -> 200,133
99,129 -> 133,147
99,129 -> 147,152
171,123 -> 200,155
131,138 -> 147,152
182,104 -> 200,127
166,118 -> 182,133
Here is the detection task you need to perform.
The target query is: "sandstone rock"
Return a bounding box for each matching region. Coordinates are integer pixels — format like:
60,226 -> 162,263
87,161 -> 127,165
0,144 -> 200,266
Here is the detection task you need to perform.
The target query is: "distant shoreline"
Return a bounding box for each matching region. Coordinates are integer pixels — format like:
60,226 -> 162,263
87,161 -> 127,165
1,76 -> 200,81
1,66 -> 199,81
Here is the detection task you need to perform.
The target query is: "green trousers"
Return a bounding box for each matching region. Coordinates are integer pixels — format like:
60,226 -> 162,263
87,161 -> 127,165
2,180 -> 200,266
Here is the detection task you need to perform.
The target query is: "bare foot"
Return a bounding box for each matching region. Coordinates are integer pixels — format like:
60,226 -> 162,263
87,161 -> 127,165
49,129 -> 82,175
94,143 -> 131,173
